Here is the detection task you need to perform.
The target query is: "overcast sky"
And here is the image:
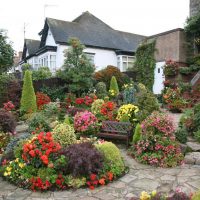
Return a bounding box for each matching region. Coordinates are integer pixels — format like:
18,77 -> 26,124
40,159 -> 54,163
0,0 -> 190,53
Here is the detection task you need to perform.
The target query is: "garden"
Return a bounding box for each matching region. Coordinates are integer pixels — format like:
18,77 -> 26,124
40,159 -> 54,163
0,37 -> 200,200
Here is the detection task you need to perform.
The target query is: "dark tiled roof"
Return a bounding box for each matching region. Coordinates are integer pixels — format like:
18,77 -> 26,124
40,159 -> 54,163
45,12 -> 146,52
25,39 -> 40,55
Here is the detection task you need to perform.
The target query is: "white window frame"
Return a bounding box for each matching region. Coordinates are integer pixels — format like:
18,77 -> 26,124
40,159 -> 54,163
117,55 -> 135,72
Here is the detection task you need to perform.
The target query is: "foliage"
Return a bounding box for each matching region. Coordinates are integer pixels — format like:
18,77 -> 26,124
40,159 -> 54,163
94,65 -> 129,89
21,63 -> 31,74
109,76 -> 119,97
36,92 -> 51,110
135,40 -> 156,91
91,99 -> 105,115
28,112 -> 51,134
192,190 -> 200,200
193,103 -> 200,132
95,82 -> 108,99
32,67 -> 52,81
163,60 -> 178,76
130,112 -> 183,167
135,83 -> 159,122
65,175 -> 86,188
0,30 -> 14,74
132,123 -> 142,144
62,142 -> 103,177
116,104 -> 139,124
163,87 -> 187,112
179,65 -> 200,75
42,102 -> 60,120
52,123 -> 76,147
74,111 -> 99,135
95,142 -> 125,176
0,132 -> 10,154
0,109 -> 16,134
59,38 -> 95,96
123,83 -> 136,104
20,70 -> 37,115
175,127 -> 188,144
40,85 -> 68,101
194,130 -> 200,143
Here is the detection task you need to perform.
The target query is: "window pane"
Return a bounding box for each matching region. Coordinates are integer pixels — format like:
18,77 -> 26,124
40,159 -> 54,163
122,56 -> 127,62
128,57 -> 135,62
123,62 -> 127,71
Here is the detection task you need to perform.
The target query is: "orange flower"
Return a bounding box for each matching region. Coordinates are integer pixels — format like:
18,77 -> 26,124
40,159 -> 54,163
107,172 -> 113,181
99,178 -> 105,185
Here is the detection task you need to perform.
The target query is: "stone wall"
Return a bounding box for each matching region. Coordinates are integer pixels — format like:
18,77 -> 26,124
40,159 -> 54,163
149,29 -> 187,63
190,0 -> 200,17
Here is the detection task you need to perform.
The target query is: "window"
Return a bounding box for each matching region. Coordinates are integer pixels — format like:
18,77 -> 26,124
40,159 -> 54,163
34,57 -> 39,70
117,56 -> 121,68
85,53 -> 95,64
118,56 -> 135,71
50,55 -> 56,71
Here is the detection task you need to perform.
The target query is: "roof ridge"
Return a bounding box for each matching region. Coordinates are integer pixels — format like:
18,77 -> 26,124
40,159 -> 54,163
117,30 -> 146,37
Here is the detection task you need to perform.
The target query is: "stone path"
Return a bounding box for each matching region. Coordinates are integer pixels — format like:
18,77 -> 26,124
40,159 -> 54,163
0,147 -> 200,200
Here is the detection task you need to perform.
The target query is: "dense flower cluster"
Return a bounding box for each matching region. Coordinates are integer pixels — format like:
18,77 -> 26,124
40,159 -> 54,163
3,101 -> 15,111
74,111 -> 98,134
75,95 -> 97,107
131,112 -> 184,167
86,172 -> 114,190
163,60 -> 178,76
100,101 -> 116,120
116,104 -> 139,123
22,132 -> 61,166
30,177 -> 51,191
36,92 -> 51,110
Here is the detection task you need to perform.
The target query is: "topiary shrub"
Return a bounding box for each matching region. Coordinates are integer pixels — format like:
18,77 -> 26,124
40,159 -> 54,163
91,99 -> 105,115
109,76 -> 119,97
62,142 -> 103,177
95,82 -> 108,99
28,112 -> 51,134
95,142 -> 125,176
132,123 -> 142,144
20,70 -> 37,115
52,123 -> 76,147
0,109 -> 16,134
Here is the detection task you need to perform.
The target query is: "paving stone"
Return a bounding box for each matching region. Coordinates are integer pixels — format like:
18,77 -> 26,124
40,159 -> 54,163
186,142 -> 200,152
187,179 -> 200,189
160,175 -> 176,183
119,174 -> 137,183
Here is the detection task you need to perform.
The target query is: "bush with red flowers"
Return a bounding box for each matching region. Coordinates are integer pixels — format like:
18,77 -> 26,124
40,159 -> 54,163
74,95 -> 97,109
36,92 -> 51,110
100,101 -> 117,121
3,101 -> 15,111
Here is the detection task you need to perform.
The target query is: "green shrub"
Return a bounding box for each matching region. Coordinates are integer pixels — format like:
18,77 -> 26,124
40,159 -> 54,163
95,142 -> 125,176
32,67 -> 52,80
20,70 -> 37,115
42,102 -> 59,120
91,99 -> 104,115
192,190 -> 200,200
52,123 -> 76,147
194,103 -> 200,131
135,83 -> 159,122
194,130 -> 200,143
28,112 -> 51,133
95,82 -> 107,99
65,175 -> 86,188
109,76 -> 119,97
175,127 -> 188,144
132,123 -> 142,144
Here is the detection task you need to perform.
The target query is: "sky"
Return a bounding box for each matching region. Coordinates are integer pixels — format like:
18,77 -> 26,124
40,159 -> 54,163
0,0 -> 190,53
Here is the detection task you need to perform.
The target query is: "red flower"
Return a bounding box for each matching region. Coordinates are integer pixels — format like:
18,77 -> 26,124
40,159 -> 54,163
56,179 -> 62,185
107,172 -> 113,181
75,98 -> 84,105
29,150 -> 36,157
40,155 -> 49,165
99,178 -> 105,185
89,185 -> 95,190
90,174 -> 97,181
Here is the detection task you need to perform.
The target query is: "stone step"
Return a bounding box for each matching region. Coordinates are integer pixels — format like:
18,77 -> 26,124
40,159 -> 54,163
186,141 -> 200,152
184,152 -> 200,165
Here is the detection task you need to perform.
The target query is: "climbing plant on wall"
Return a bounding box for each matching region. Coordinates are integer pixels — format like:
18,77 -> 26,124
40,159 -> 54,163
135,40 -> 156,91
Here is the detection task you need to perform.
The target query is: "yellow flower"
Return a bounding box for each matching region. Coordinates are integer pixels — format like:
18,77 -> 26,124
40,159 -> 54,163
19,163 -> 25,168
15,158 -> 19,162
140,191 -> 150,200
4,172 -> 8,176
151,190 -> 157,197
6,167 -> 12,172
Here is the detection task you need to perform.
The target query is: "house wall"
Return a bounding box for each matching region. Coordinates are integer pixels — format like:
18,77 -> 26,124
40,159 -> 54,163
153,29 -> 187,63
45,29 -> 57,46
56,45 -> 117,71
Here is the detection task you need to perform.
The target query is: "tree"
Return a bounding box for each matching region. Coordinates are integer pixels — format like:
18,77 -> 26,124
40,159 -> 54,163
59,38 -> 95,96
20,70 -> 37,114
109,76 -> 119,96
0,30 -> 14,74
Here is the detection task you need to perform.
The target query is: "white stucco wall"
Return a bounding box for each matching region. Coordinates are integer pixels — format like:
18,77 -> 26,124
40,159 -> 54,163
45,29 -> 57,46
56,45 -> 117,71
